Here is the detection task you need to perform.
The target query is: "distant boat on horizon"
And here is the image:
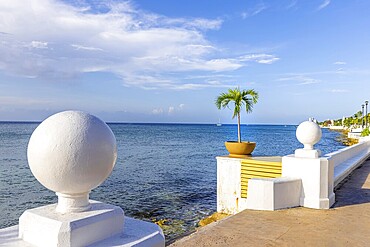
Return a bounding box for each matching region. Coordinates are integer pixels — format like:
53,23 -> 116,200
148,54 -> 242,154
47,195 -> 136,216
216,118 -> 222,127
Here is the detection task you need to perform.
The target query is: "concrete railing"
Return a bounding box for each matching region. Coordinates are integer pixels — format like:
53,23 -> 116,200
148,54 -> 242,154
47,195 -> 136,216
217,120 -> 370,213
324,140 -> 370,187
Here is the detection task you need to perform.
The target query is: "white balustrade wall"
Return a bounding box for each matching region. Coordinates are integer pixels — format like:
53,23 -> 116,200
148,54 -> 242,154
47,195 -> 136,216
219,121 -> 370,213
324,140 -> 370,187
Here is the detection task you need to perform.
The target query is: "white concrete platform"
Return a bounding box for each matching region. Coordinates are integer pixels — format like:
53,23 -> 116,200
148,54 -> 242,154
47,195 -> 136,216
0,217 -> 164,247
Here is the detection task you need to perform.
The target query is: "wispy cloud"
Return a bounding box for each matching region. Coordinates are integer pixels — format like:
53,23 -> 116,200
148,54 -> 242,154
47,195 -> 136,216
167,81 -> 235,90
152,104 -> 185,115
71,44 -> 103,51
334,61 -> 346,65
0,96 -> 52,106
0,0 -> 277,90
27,41 -> 49,49
168,106 -> 175,114
277,75 -> 320,85
168,104 -> 185,114
330,89 -> 349,93
318,0 -> 331,11
241,3 -> 268,19
238,54 -> 280,64
286,0 -> 298,10
152,108 -> 164,115
280,68 -> 370,78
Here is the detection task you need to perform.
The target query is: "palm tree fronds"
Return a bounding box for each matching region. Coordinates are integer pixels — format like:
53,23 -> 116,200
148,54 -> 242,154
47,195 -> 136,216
215,86 -> 259,142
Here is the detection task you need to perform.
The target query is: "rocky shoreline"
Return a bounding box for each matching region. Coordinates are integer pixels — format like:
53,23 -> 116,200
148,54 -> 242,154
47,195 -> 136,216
333,129 -> 359,146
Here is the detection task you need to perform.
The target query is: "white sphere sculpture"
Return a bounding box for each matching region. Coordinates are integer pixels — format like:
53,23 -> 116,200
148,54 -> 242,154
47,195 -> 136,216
27,111 -> 117,213
296,120 -> 322,150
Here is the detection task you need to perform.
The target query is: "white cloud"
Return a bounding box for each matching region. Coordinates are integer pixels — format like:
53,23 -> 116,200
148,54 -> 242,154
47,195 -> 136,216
241,3 -> 268,19
257,58 -> 280,64
153,104 -> 184,115
168,104 -> 185,114
330,89 -> 349,93
0,0 -> 279,90
277,75 -> 320,85
184,18 -> 222,30
168,82 -> 235,90
71,44 -> 103,51
0,0 -> 232,88
152,108 -> 163,114
28,41 -> 48,49
318,0 -> 330,11
238,54 -> 280,64
168,106 -> 175,114
334,61 -> 346,65
131,56 -> 243,73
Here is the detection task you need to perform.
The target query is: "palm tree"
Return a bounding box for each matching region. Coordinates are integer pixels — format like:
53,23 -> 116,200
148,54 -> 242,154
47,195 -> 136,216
215,87 -> 259,143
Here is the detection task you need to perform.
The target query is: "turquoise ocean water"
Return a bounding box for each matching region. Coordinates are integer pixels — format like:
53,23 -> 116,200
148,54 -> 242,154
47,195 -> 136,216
0,123 -> 345,241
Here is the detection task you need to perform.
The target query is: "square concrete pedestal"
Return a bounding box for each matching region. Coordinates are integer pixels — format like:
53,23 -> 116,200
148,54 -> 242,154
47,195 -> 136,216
0,201 -> 165,247
19,201 -> 124,247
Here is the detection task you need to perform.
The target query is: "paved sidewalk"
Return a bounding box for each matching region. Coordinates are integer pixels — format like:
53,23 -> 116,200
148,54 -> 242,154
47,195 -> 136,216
170,159 -> 370,247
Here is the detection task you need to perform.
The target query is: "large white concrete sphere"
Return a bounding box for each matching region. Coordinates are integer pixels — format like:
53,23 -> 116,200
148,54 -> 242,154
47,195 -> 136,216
27,111 -> 117,195
296,120 -> 322,149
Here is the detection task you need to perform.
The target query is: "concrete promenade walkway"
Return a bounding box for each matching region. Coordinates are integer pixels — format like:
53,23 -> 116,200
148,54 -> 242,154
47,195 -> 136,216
170,159 -> 370,247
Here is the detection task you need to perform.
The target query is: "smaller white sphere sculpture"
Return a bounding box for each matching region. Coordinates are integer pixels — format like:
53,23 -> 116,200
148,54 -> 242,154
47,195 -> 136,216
296,120 -> 322,150
27,111 -> 117,213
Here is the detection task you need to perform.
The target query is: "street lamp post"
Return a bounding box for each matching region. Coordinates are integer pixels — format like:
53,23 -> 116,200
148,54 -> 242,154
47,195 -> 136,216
362,104 -> 365,128
366,100 -> 369,128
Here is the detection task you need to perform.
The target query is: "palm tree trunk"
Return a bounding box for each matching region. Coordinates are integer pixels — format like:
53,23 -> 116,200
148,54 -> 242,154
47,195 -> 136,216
237,113 -> 241,143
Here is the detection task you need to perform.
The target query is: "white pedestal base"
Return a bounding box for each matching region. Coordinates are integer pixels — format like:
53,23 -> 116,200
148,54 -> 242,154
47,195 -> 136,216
19,201 -> 124,247
0,201 -> 165,247
0,217 -> 164,247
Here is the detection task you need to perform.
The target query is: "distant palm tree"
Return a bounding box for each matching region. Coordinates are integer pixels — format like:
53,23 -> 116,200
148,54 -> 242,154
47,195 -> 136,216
215,87 -> 259,143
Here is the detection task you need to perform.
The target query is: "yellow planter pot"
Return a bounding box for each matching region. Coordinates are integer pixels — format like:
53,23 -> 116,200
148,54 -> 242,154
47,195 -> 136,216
225,141 -> 256,156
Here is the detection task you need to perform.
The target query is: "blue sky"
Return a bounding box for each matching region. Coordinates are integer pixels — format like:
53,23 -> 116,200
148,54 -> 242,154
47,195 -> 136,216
0,0 -> 369,124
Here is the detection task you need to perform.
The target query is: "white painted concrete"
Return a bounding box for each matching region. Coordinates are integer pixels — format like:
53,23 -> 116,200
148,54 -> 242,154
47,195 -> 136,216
282,155 -> 335,209
27,111 -> 117,213
0,217 -> 164,247
296,120 -> 322,150
246,177 -> 301,211
295,120 -> 322,158
19,201 -> 124,247
91,217 -> 165,247
294,149 -> 321,159
216,156 -> 247,214
217,119 -> 370,213
279,121 -> 335,209
217,156 -> 301,213
348,132 -> 362,139
324,140 -> 370,187
329,126 -> 345,130
359,136 -> 370,142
